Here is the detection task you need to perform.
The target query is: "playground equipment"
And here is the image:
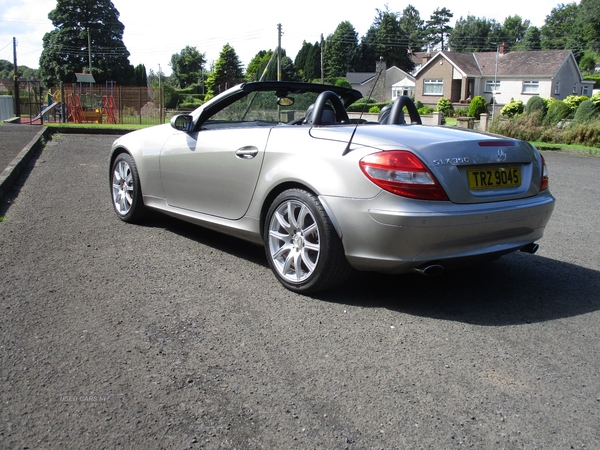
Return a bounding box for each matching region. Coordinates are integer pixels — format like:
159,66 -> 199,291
62,75 -> 120,124
15,79 -> 164,126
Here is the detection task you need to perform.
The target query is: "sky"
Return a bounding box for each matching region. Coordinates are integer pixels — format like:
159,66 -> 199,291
0,0 -> 568,76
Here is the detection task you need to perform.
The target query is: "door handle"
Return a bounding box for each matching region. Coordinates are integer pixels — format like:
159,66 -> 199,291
235,146 -> 259,159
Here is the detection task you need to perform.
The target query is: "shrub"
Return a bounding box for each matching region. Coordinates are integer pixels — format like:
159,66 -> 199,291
418,105 -> 435,115
334,78 -> 352,89
561,122 -> 600,147
501,98 -> 524,118
163,84 -> 180,109
179,94 -> 204,110
573,100 -> 599,123
436,97 -> 453,117
369,105 -> 381,114
563,95 -> 588,114
489,114 -> 544,142
579,54 -> 597,73
584,73 -> 600,89
347,101 -> 389,113
590,91 -> 600,107
526,96 -> 547,117
545,100 -> 572,125
489,107 -> 600,148
468,96 -> 488,119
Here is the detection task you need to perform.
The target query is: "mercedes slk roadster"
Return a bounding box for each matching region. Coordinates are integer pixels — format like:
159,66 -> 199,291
109,81 -> 555,293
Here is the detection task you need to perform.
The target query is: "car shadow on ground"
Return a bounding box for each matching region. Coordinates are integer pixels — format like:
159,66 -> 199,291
146,215 -> 600,327
319,254 -> 600,326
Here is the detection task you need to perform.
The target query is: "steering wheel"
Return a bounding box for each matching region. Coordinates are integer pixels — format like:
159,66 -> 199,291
309,91 -> 350,125
388,95 -> 422,125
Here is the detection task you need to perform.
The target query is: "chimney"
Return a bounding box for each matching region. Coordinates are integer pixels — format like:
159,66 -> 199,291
373,58 -> 387,102
422,53 -> 432,64
499,42 -> 508,54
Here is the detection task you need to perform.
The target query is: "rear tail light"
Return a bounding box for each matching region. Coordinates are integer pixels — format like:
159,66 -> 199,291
540,155 -> 549,191
359,150 -> 449,201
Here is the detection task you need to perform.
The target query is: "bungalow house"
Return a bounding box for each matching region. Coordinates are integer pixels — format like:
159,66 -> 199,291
346,59 -> 415,102
414,48 -> 595,113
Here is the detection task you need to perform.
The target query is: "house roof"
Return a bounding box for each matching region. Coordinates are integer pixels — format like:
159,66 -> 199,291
418,49 -> 576,79
346,72 -> 375,85
75,73 -> 96,83
346,66 -> 415,86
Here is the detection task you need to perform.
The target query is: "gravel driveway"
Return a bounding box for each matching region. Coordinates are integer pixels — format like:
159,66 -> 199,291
1,134 -> 599,448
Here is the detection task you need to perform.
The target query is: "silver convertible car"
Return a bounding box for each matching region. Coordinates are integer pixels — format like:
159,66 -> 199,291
109,81 -> 555,293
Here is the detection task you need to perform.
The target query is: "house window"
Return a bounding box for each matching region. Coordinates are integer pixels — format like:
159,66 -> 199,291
582,85 -> 589,96
392,87 -> 411,98
423,79 -> 443,95
554,82 -> 560,95
522,81 -> 540,94
484,80 -> 501,93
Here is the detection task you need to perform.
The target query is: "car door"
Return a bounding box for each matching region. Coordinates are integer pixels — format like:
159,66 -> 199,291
159,126 -> 270,220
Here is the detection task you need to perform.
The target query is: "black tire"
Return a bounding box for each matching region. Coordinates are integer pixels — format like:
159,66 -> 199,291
110,153 -> 147,223
264,189 -> 352,294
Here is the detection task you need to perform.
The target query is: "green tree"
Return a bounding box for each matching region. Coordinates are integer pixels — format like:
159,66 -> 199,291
579,0 -> 600,53
399,5 -> 427,52
354,27 -> 378,72
246,49 -> 299,81
280,55 -> 300,81
0,60 -> 41,80
449,16 -> 501,52
246,50 -> 272,81
304,42 -> 322,81
579,52 -> 597,72
39,0 -> 133,87
502,16 -> 531,48
205,44 -> 244,97
324,21 -> 358,78
371,7 -> 413,71
514,26 -> 542,50
541,3 -> 580,51
133,64 -> 147,87
294,41 -> 322,82
355,8 -> 414,73
426,7 -> 454,51
169,46 -> 205,88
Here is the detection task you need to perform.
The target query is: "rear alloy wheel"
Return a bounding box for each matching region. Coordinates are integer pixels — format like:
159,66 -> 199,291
110,153 -> 146,223
265,189 -> 351,294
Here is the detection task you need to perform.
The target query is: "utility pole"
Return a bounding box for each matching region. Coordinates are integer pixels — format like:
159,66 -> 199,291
13,37 -> 20,117
87,27 -> 92,74
158,64 -> 162,123
277,24 -> 282,81
492,45 -> 499,120
320,34 -> 324,84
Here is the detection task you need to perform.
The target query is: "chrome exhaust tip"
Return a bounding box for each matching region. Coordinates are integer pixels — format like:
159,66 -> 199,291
520,243 -> 540,254
415,264 -> 444,276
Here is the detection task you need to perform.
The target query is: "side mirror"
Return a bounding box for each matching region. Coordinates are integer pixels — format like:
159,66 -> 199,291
170,114 -> 194,132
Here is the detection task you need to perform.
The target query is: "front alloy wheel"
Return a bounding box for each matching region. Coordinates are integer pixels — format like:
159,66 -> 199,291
110,153 -> 146,223
265,189 -> 351,293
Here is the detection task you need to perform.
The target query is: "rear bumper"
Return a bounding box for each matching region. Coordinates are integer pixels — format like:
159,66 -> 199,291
322,191 -> 555,273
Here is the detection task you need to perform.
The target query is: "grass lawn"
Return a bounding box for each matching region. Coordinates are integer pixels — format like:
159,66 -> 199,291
45,122 -> 150,131
532,142 -> 600,156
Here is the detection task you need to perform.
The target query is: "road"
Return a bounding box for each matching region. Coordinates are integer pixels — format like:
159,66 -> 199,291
0,134 -> 598,448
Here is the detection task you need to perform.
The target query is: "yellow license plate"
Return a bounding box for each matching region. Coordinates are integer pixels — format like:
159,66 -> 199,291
467,166 -> 521,190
